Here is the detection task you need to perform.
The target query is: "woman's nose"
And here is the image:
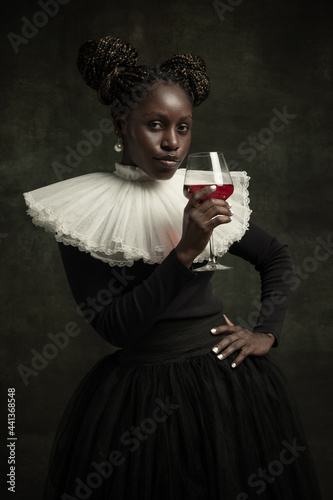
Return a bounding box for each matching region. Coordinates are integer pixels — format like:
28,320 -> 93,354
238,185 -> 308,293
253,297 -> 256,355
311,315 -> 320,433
161,129 -> 179,150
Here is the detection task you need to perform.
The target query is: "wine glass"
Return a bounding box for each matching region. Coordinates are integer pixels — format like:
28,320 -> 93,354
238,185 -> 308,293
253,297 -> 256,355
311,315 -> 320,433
183,152 -> 234,272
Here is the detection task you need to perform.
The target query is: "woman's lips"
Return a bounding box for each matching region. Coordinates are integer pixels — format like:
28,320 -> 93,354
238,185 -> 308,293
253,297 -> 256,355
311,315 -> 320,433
154,157 -> 181,168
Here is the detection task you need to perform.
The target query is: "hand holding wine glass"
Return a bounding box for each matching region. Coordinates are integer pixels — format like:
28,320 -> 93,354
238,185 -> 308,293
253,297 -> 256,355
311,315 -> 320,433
177,152 -> 234,271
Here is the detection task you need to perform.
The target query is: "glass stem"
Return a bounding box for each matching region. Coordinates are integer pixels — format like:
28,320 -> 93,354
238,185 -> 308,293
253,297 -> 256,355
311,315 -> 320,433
208,233 -> 217,264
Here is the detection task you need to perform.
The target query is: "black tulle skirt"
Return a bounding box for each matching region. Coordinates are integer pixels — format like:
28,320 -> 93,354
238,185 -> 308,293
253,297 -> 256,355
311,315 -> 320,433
43,313 -> 321,499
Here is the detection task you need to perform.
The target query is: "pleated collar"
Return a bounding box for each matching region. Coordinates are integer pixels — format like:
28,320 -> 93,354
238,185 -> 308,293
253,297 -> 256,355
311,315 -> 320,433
23,163 -> 251,266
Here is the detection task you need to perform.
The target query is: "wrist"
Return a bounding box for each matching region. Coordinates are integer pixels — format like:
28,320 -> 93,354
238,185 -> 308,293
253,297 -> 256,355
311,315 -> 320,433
264,333 -> 275,347
174,246 -> 196,268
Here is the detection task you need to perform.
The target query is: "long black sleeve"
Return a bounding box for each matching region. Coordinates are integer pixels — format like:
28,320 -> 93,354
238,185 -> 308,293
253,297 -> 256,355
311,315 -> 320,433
58,246 -> 199,347
228,222 -> 293,345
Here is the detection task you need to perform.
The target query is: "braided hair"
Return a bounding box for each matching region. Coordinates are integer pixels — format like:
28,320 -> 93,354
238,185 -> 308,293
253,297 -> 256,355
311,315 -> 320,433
77,36 -> 210,116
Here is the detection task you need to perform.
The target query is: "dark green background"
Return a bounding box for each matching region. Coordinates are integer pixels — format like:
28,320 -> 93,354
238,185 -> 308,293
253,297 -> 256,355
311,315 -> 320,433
1,0 -> 332,498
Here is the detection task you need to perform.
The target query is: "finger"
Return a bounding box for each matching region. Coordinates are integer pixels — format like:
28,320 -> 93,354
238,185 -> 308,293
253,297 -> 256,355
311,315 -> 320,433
203,203 -> 233,220
229,348 -> 249,368
214,338 -> 245,359
192,187 -> 233,209
209,215 -> 233,230
210,325 -> 236,335
223,314 -> 235,327
200,198 -> 232,215
192,185 -> 217,205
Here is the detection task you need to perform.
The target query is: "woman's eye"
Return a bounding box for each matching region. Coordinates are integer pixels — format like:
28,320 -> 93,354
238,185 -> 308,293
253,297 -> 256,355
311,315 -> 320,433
178,124 -> 190,132
148,122 -> 163,129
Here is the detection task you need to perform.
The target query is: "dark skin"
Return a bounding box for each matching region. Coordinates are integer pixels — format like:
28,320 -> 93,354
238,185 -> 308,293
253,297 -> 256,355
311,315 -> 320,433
114,80 -> 275,367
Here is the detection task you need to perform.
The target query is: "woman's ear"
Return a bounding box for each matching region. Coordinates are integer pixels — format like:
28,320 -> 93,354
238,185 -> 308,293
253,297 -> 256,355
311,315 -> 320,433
113,113 -> 127,138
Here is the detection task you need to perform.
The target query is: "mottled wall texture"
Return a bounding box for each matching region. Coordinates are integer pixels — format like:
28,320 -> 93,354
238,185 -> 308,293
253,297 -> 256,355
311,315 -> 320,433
1,0 -> 332,497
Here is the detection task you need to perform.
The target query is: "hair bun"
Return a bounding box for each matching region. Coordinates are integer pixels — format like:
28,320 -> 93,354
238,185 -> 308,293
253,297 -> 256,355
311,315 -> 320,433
77,36 -> 138,92
160,54 -> 210,107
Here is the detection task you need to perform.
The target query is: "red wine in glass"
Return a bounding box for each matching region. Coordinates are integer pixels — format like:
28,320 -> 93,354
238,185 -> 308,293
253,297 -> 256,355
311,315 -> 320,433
184,183 -> 234,201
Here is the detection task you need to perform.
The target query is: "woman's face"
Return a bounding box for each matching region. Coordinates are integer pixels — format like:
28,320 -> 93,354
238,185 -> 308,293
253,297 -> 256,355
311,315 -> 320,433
116,81 -> 193,180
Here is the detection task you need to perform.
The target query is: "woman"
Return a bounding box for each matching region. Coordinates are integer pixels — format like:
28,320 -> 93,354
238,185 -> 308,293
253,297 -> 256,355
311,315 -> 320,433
24,36 -> 320,499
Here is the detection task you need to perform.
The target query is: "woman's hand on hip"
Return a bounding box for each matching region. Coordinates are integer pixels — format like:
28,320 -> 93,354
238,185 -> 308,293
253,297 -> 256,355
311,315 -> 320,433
211,315 -> 275,368
175,185 -> 233,267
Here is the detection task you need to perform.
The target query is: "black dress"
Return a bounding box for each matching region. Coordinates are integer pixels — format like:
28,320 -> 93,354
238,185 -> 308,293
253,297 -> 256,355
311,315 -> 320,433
42,222 -> 321,500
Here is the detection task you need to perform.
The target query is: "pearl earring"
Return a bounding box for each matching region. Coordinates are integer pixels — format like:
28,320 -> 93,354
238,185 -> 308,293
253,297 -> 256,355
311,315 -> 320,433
114,132 -> 123,153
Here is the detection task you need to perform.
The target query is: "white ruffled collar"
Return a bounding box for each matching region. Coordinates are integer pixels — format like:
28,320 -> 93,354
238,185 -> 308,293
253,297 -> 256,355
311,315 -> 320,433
23,163 -> 251,266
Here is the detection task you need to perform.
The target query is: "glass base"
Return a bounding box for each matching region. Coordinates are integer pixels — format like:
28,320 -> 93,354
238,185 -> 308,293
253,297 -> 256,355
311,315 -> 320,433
195,263 -> 233,272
